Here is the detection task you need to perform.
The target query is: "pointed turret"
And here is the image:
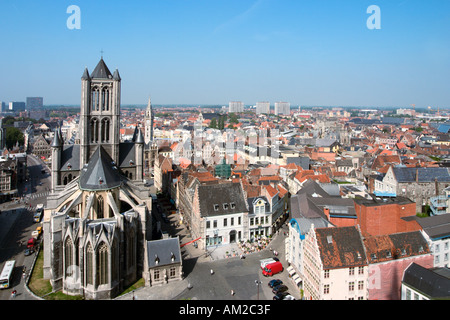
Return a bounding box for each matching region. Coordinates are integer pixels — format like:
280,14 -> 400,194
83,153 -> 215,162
81,67 -> 90,80
135,127 -> 144,144
113,69 -> 121,81
51,129 -> 62,148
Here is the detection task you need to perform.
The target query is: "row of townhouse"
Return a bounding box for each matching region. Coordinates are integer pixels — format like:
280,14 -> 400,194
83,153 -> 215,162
288,221 -> 434,300
373,166 -> 450,213
173,167 -> 288,251
285,180 -> 438,300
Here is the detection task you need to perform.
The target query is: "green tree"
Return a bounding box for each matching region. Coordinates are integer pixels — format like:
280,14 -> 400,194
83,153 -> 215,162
6,127 -> 24,149
228,113 -> 239,124
218,116 -> 225,130
209,117 -> 217,129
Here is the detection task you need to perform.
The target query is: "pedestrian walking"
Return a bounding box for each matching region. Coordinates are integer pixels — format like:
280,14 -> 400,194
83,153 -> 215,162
11,290 -> 17,298
231,290 -> 235,296
210,269 -> 214,275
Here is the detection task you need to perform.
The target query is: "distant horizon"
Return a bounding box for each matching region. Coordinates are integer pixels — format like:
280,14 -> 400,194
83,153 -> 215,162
25,104 -> 450,111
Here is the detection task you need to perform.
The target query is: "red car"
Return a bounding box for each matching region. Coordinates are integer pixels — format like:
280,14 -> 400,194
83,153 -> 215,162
27,238 -> 36,248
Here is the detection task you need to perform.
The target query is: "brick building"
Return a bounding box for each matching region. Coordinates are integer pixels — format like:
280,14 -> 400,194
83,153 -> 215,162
353,196 -> 420,237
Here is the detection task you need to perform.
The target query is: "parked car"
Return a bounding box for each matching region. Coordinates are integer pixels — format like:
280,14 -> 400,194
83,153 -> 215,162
272,284 -> 289,294
268,279 -> 283,288
283,294 -> 296,300
24,248 -> 35,256
273,292 -> 289,300
31,226 -> 43,239
27,238 -> 36,249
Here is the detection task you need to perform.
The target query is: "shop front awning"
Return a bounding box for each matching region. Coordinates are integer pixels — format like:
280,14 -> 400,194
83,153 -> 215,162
287,266 -> 296,276
292,274 -> 302,285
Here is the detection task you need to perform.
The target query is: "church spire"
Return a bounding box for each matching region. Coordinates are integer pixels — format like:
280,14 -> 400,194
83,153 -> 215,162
144,96 -> 153,145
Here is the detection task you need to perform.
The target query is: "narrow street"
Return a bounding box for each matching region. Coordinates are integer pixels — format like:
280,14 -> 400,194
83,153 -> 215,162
0,154 -> 50,300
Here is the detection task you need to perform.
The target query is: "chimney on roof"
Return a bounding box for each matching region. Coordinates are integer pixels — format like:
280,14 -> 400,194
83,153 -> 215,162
416,168 -> 419,183
324,207 -> 330,221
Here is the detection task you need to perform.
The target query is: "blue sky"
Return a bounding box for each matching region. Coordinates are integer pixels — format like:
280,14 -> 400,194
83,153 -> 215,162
0,0 -> 449,108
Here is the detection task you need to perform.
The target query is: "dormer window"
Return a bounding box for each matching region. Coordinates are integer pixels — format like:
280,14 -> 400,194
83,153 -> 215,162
155,254 -> 160,265
67,163 -> 72,169
214,204 -> 219,211
98,177 -> 103,185
129,160 -> 134,166
223,203 -> 229,210
171,252 -> 175,262
230,202 -> 236,209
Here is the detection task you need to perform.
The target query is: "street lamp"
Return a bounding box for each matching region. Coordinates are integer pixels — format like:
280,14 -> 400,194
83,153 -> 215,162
255,280 -> 262,300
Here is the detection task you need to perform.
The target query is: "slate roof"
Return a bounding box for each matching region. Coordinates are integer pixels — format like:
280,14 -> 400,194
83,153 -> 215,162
146,237 -> 182,268
393,167 -> 450,183
403,263 -> 450,299
118,142 -> 136,168
90,58 -> 113,79
247,196 -> 270,214
315,226 -> 368,269
353,195 -> 413,207
197,182 -> 248,217
79,146 -> 122,190
413,214 -> 450,240
286,156 -> 310,170
291,180 -> 355,220
437,124 -> 450,134
60,144 -> 81,171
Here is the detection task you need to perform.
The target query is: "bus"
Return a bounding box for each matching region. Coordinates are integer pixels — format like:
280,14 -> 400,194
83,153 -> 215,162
33,204 -> 44,223
0,260 -> 15,289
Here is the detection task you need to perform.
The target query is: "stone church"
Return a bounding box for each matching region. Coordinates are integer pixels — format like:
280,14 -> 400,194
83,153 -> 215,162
42,58 -> 155,299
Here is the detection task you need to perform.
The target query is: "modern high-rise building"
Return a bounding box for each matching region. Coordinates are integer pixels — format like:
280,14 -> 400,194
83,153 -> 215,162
9,101 -> 26,112
0,101 -> 5,113
26,97 -> 44,110
255,102 -> 270,114
229,101 -> 244,113
274,101 -> 290,116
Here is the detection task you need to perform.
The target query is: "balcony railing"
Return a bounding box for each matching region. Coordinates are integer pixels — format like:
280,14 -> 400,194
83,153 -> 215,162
430,195 -> 448,216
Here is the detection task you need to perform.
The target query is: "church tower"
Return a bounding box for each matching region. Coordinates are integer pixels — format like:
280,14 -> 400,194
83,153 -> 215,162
144,97 -> 153,145
80,58 -> 121,167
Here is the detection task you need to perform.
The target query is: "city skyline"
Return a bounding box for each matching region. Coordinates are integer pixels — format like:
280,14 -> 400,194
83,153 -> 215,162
0,0 -> 449,108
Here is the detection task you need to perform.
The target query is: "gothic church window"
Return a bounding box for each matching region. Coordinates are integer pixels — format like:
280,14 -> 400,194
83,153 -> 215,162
127,228 -> 135,269
97,195 -> 104,219
97,242 -> 109,285
101,87 -> 109,111
90,118 -> 99,143
64,237 -> 74,278
86,243 -> 94,285
91,87 -> 100,111
101,118 -> 110,142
